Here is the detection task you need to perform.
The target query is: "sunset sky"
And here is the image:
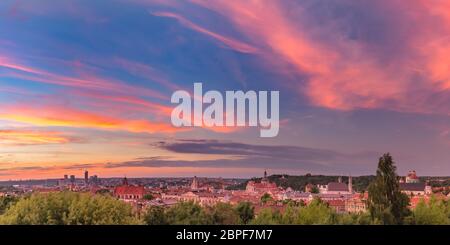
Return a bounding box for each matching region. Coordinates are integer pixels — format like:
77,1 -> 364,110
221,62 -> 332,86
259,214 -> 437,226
1,0 -> 450,180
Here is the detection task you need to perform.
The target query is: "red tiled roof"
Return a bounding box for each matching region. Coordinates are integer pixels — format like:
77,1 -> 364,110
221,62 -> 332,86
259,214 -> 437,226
327,182 -> 349,192
399,183 -> 425,191
114,185 -> 144,195
326,199 -> 346,206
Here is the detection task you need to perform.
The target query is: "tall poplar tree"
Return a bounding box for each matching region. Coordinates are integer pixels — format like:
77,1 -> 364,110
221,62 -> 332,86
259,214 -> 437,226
367,153 -> 410,224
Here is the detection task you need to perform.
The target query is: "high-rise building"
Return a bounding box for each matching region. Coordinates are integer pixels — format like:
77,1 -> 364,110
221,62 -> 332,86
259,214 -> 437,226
84,170 -> 89,184
64,175 -> 68,182
70,175 -> 75,183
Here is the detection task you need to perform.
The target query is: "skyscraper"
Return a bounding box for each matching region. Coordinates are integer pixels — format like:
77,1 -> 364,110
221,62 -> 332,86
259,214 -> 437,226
84,170 -> 89,185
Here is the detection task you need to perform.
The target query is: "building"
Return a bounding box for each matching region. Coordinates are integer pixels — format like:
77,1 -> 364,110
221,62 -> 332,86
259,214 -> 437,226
305,183 -> 315,193
246,171 -> 278,194
114,178 -> 145,202
191,176 -> 199,190
84,170 -> 89,185
399,171 -> 432,196
345,193 -> 367,213
326,200 -> 346,213
405,170 -> 419,183
318,176 -> 353,195
399,182 -> 432,196
179,191 -> 227,206
69,175 -> 75,184
89,175 -> 99,185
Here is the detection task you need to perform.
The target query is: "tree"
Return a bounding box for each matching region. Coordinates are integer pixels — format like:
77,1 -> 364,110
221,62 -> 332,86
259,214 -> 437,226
0,192 -> 140,225
207,203 -> 240,225
260,193 -> 273,205
144,206 -> 167,225
281,204 -> 299,224
143,194 -> 154,200
310,186 -> 320,194
0,196 -> 18,215
411,197 -> 449,225
235,202 -> 254,224
295,198 -> 336,224
165,201 -> 212,225
367,153 -> 410,224
250,208 -> 281,225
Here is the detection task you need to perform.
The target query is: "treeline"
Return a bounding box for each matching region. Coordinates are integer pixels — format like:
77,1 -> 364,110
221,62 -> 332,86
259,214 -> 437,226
227,175 -> 376,192
0,192 -> 139,225
0,191 -> 449,225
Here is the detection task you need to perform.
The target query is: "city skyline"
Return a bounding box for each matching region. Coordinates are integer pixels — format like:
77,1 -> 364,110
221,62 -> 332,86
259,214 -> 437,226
2,0 -> 450,180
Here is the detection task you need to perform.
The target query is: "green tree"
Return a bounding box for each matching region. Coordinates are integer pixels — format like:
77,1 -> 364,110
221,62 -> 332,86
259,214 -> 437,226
0,196 -> 18,215
165,201 -> 212,225
0,192 -> 140,225
281,204 -> 299,224
367,153 -> 410,224
295,198 -> 336,224
260,193 -> 273,205
143,194 -> 154,200
310,186 -> 320,194
207,203 -> 240,225
250,208 -> 281,225
235,202 -> 254,224
411,197 -> 449,225
144,206 -> 167,225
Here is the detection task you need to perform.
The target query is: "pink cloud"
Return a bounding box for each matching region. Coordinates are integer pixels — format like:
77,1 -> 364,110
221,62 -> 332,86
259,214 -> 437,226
188,0 -> 450,116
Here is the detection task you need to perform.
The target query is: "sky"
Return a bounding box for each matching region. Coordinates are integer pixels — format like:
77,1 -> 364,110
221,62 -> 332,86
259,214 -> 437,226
1,0 -> 450,180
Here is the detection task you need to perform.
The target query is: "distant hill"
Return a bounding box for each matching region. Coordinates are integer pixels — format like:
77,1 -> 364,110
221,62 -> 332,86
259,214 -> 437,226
227,174 -> 450,192
227,175 -> 375,192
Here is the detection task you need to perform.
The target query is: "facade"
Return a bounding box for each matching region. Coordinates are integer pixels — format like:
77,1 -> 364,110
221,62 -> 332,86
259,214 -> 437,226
114,178 -> 145,202
191,176 -> 199,190
405,170 -> 419,183
318,176 -> 353,195
246,171 -> 279,194
326,200 -> 346,213
399,171 -> 432,196
399,183 -> 432,196
345,194 -> 367,213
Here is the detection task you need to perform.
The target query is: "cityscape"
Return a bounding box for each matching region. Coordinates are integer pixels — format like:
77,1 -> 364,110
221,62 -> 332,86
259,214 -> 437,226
1,0 -> 450,229
1,161 -> 449,225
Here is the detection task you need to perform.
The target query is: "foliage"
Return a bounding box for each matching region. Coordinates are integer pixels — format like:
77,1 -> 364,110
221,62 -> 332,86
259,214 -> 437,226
367,153 -> 410,224
0,192 -> 140,225
165,201 -> 212,225
143,194 -> 154,200
143,206 -> 167,225
409,197 -> 449,225
310,186 -> 320,194
235,201 -> 254,224
207,203 -> 240,225
260,193 -> 273,204
0,196 -> 18,215
294,198 -> 336,225
250,208 -> 281,225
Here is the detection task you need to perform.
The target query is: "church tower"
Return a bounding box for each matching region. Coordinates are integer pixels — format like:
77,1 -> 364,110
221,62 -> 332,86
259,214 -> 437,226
191,176 -> 199,190
348,175 -> 353,193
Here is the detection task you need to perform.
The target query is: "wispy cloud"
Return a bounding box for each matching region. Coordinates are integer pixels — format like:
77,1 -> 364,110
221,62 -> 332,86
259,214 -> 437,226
0,129 -> 82,145
151,11 -> 258,54
155,139 -> 378,163
0,104 -> 180,134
